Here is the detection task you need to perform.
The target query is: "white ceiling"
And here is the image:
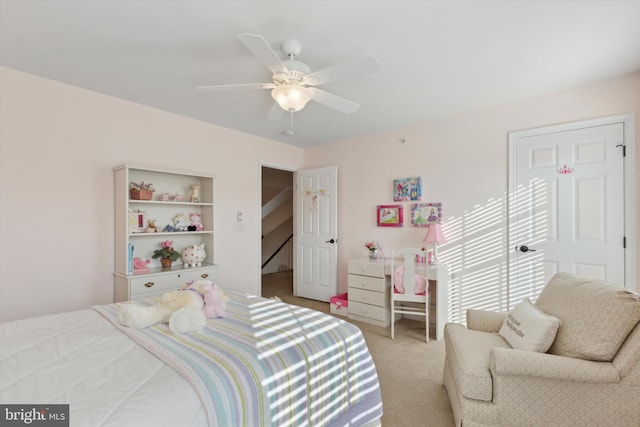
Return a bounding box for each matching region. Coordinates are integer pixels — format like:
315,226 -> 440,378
2,1 -> 640,148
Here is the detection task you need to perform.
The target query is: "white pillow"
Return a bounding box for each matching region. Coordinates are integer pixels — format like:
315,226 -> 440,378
499,298 -> 561,352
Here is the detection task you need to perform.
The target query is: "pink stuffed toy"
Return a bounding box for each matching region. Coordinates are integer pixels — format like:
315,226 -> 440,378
133,257 -> 151,272
181,280 -> 228,319
202,283 -> 227,318
189,212 -> 204,231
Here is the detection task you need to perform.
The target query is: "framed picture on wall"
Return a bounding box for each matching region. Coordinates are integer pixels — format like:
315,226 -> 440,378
393,177 -> 422,201
415,202 -> 442,224
377,204 -> 404,227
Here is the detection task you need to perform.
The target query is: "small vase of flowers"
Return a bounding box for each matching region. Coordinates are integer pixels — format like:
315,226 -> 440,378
365,241 -> 380,260
129,181 -> 155,200
152,240 -> 181,267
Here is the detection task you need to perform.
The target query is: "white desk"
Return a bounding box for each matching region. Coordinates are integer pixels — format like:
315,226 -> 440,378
347,257 -> 449,340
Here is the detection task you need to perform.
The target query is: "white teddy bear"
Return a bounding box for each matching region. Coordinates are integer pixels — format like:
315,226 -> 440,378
172,213 -> 190,232
118,280 -> 228,334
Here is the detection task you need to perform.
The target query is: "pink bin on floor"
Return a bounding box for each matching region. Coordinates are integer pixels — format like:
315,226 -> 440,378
330,293 -> 348,317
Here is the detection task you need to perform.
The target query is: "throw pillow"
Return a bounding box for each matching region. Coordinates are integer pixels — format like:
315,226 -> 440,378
535,272 -> 640,361
393,266 -> 427,295
498,298 -> 561,352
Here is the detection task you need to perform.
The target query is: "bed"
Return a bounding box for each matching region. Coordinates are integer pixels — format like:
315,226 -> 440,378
0,289 -> 383,427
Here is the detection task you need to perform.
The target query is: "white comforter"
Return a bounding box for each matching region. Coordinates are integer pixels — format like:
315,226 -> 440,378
0,309 -> 207,427
1,295 -> 384,427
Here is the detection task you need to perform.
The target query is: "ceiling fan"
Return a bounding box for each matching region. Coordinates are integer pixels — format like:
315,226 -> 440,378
196,33 -> 380,117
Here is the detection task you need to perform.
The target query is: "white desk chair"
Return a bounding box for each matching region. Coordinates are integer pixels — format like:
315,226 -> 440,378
390,248 -> 429,342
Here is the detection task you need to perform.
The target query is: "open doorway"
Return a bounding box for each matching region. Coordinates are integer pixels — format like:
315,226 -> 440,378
260,166 -> 294,299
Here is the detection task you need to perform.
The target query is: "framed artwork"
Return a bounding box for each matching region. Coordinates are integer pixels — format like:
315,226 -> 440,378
393,177 -> 422,201
128,209 -> 146,233
411,202 -> 442,226
377,204 -> 404,227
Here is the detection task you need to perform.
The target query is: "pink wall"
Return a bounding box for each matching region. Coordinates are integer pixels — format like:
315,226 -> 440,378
305,72 -> 639,318
1,66 -> 638,322
0,67 -> 303,322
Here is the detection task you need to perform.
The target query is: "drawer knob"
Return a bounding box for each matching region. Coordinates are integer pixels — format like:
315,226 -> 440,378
361,267 -> 367,272
201,273 -> 209,278
144,282 -> 155,288
361,295 -> 367,300
361,280 -> 367,287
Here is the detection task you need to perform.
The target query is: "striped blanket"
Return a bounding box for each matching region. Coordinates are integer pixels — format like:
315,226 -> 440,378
94,290 -> 382,427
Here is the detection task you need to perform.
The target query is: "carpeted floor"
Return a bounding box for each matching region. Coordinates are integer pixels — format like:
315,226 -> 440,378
261,270 -> 455,427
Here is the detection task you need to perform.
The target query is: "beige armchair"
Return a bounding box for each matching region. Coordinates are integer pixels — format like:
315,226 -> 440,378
443,273 -> 640,427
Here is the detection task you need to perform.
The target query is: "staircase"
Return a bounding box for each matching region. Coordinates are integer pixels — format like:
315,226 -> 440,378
262,234 -> 293,274
262,172 -> 293,273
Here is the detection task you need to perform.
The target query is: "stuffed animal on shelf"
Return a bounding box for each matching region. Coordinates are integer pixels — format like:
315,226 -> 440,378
146,219 -> 158,233
133,257 -> 151,273
189,212 -> 204,231
118,280 -> 228,334
172,213 -> 190,231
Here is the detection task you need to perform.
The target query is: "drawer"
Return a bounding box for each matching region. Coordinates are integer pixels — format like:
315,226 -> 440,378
349,301 -> 386,322
186,266 -> 218,282
348,274 -> 386,292
130,266 -> 218,298
349,287 -> 387,308
348,261 -> 385,278
130,275 -> 182,298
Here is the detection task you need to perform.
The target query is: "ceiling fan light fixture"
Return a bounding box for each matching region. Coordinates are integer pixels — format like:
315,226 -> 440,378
271,84 -> 313,112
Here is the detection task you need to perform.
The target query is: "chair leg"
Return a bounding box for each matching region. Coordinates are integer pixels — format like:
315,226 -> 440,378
425,303 -> 429,343
391,303 -> 395,339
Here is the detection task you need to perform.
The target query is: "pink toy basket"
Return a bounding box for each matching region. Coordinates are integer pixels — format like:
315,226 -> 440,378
330,293 -> 349,317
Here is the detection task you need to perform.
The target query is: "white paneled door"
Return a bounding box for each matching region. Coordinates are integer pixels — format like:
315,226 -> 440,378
509,117 -> 631,304
293,166 -> 338,301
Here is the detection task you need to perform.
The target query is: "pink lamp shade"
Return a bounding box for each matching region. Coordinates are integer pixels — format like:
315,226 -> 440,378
423,223 -> 447,264
423,223 -> 447,244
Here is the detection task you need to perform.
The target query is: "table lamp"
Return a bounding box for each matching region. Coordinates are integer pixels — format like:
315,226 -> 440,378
423,223 -> 447,265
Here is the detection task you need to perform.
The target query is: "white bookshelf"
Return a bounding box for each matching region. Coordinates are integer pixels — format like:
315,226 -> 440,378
113,164 -> 217,302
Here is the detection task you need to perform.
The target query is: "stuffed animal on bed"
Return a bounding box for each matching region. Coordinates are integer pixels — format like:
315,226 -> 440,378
118,280 -> 228,334
202,282 -> 227,318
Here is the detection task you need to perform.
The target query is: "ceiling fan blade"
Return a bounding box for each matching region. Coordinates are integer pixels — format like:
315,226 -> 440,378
303,56 -> 380,86
196,83 -> 274,92
311,88 -> 360,114
237,33 -> 287,74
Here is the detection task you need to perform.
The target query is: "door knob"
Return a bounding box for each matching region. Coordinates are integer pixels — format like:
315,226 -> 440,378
518,245 -> 536,253
325,238 -> 336,244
